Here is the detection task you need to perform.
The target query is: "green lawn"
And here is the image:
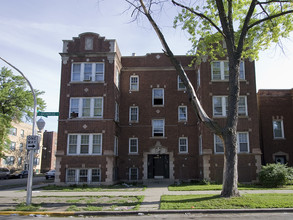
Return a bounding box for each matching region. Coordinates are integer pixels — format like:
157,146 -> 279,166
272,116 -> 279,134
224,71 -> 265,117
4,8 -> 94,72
168,183 -> 293,191
160,193 -> 293,209
40,183 -> 145,192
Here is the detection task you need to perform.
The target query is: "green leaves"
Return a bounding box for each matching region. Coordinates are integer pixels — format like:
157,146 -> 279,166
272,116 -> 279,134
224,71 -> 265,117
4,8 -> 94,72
174,0 -> 293,63
0,67 -> 46,156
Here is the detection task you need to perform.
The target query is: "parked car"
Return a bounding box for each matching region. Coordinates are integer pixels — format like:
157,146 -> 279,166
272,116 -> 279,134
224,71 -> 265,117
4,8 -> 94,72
10,170 -> 29,179
45,170 -> 55,179
0,168 -> 10,179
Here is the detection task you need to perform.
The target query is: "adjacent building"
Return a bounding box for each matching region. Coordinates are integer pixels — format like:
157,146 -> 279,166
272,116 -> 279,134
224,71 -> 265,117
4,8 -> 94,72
40,131 -> 57,173
1,121 -> 43,173
55,32 -> 262,185
258,89 -> 293,166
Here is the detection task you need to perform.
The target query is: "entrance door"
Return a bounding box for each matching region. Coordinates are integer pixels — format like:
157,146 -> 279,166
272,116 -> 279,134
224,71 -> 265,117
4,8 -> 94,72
147,154 -> 169,179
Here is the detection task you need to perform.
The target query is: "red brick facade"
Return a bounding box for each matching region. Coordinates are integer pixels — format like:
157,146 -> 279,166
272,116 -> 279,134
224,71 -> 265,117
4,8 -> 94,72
55,33 -> 261,184
258,89 -> 293,166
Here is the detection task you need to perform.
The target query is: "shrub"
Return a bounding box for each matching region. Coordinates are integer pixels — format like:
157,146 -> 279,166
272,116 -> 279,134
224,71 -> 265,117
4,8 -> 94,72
258,163 -> 292,187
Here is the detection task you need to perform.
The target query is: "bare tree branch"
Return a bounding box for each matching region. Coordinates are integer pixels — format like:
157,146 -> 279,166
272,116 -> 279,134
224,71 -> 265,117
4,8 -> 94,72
138,0 -> 222,135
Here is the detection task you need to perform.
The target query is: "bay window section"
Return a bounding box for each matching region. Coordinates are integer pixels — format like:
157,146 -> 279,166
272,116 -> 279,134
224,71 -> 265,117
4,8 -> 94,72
69,97 -> 103,118
67,134 -> 102,155
211,61 -> 245,81
71,62 -> 104,82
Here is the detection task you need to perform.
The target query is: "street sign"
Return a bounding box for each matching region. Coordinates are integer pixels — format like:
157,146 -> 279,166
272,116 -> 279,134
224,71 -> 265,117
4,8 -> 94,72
26,135 -> 40,150
37,111 -> 59,117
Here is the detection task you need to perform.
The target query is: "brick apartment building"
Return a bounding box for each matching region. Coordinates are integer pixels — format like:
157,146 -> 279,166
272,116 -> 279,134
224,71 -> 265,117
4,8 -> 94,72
55,32 -> 261,184
258,89 -> 293,166
40,131 -> 57,173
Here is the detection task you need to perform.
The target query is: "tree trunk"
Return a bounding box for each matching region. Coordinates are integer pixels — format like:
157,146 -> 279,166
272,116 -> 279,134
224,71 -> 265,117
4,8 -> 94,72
221,56 -> 241,197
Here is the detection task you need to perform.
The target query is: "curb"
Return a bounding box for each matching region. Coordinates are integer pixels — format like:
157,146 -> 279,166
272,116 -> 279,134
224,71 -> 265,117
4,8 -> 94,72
1,208 -> 293,217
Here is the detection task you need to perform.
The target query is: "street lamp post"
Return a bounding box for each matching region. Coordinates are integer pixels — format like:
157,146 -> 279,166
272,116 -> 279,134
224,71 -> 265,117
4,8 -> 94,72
0,57 -> 37,205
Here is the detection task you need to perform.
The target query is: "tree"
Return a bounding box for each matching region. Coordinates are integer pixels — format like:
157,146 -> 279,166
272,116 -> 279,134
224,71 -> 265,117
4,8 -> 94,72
126,0 -> 293,197
0,66 -> 46,158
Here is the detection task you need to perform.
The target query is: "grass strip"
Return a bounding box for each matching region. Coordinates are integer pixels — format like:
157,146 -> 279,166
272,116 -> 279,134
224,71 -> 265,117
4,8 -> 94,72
168,183 -> 293,191
160,193 -> 293,209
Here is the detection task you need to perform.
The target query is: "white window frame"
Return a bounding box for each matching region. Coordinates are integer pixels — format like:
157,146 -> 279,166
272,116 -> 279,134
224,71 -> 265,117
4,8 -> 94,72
129,167 -> 138,181
213,96 -> 247,117
9,127 -> 17,136
273,120 -> 285,139
214,135 -> 224,154
10,142 -> 16,151
237,132 -> 250,153
130,75 -> 139,91
177,76 -> 186,90
129,138 -> 138,154
66,168 -> 102,184
152,119 -> 165,137
178,106 -> 187,121
152,88 -> 164,106
129,106 -> 139,122
69,97 -> 103,118
67,134 -> 102,155
179,137 -> 188,153
214,132 -> 250,154
211,61 -> 245,81
71,62 -> 104,82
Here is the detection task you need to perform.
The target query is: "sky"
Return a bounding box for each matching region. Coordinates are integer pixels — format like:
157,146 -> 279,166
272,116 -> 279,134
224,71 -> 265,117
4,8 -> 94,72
1,0 -> 292,132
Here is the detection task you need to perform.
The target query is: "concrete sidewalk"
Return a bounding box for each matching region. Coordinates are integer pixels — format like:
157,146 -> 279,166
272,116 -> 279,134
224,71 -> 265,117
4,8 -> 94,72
1,182 -> 293,216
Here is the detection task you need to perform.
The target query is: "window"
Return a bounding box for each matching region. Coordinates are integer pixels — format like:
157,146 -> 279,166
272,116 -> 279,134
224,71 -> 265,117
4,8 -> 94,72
9,127 -> 17,136
178,106 -> 187,121
10,142 -> 16,151
67,169 -> 76,182
92,135 -> 102,154
273,120 -> 284,139
20,129 -> 24,137
214,135 -> 224,153
19,143 -> 23,152
79,169 -> 88,183
130,75 -> 139,91
152,88 -> 164,106
91,169 -> 101,182
213,96 -> 228,117
114,136 -> 118,156
178,76 -> 186,90
68,135 -> 77,154
179,137 -> 188,153
129,106 -> 139,122
214,132 -> 249,154
199,135 -> 202,155
5,156 -> 15,165
129,167 -> 138,181
34,157 -> 40,165
238,96 -> 248,116
18,157 -> 22,166
129,138 -> 138,154
67,134 -> 102,155
152,119 -> 165,137
80,135 -> 89,154
67,168 -> 101,183
237,132 -> 249,153
211,61 -> 245,80
71,63 -> 104,82
115,102 -> 119,122
69,97 -> 103,118
115,67 -> 120,89
213,96 -> 247,117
